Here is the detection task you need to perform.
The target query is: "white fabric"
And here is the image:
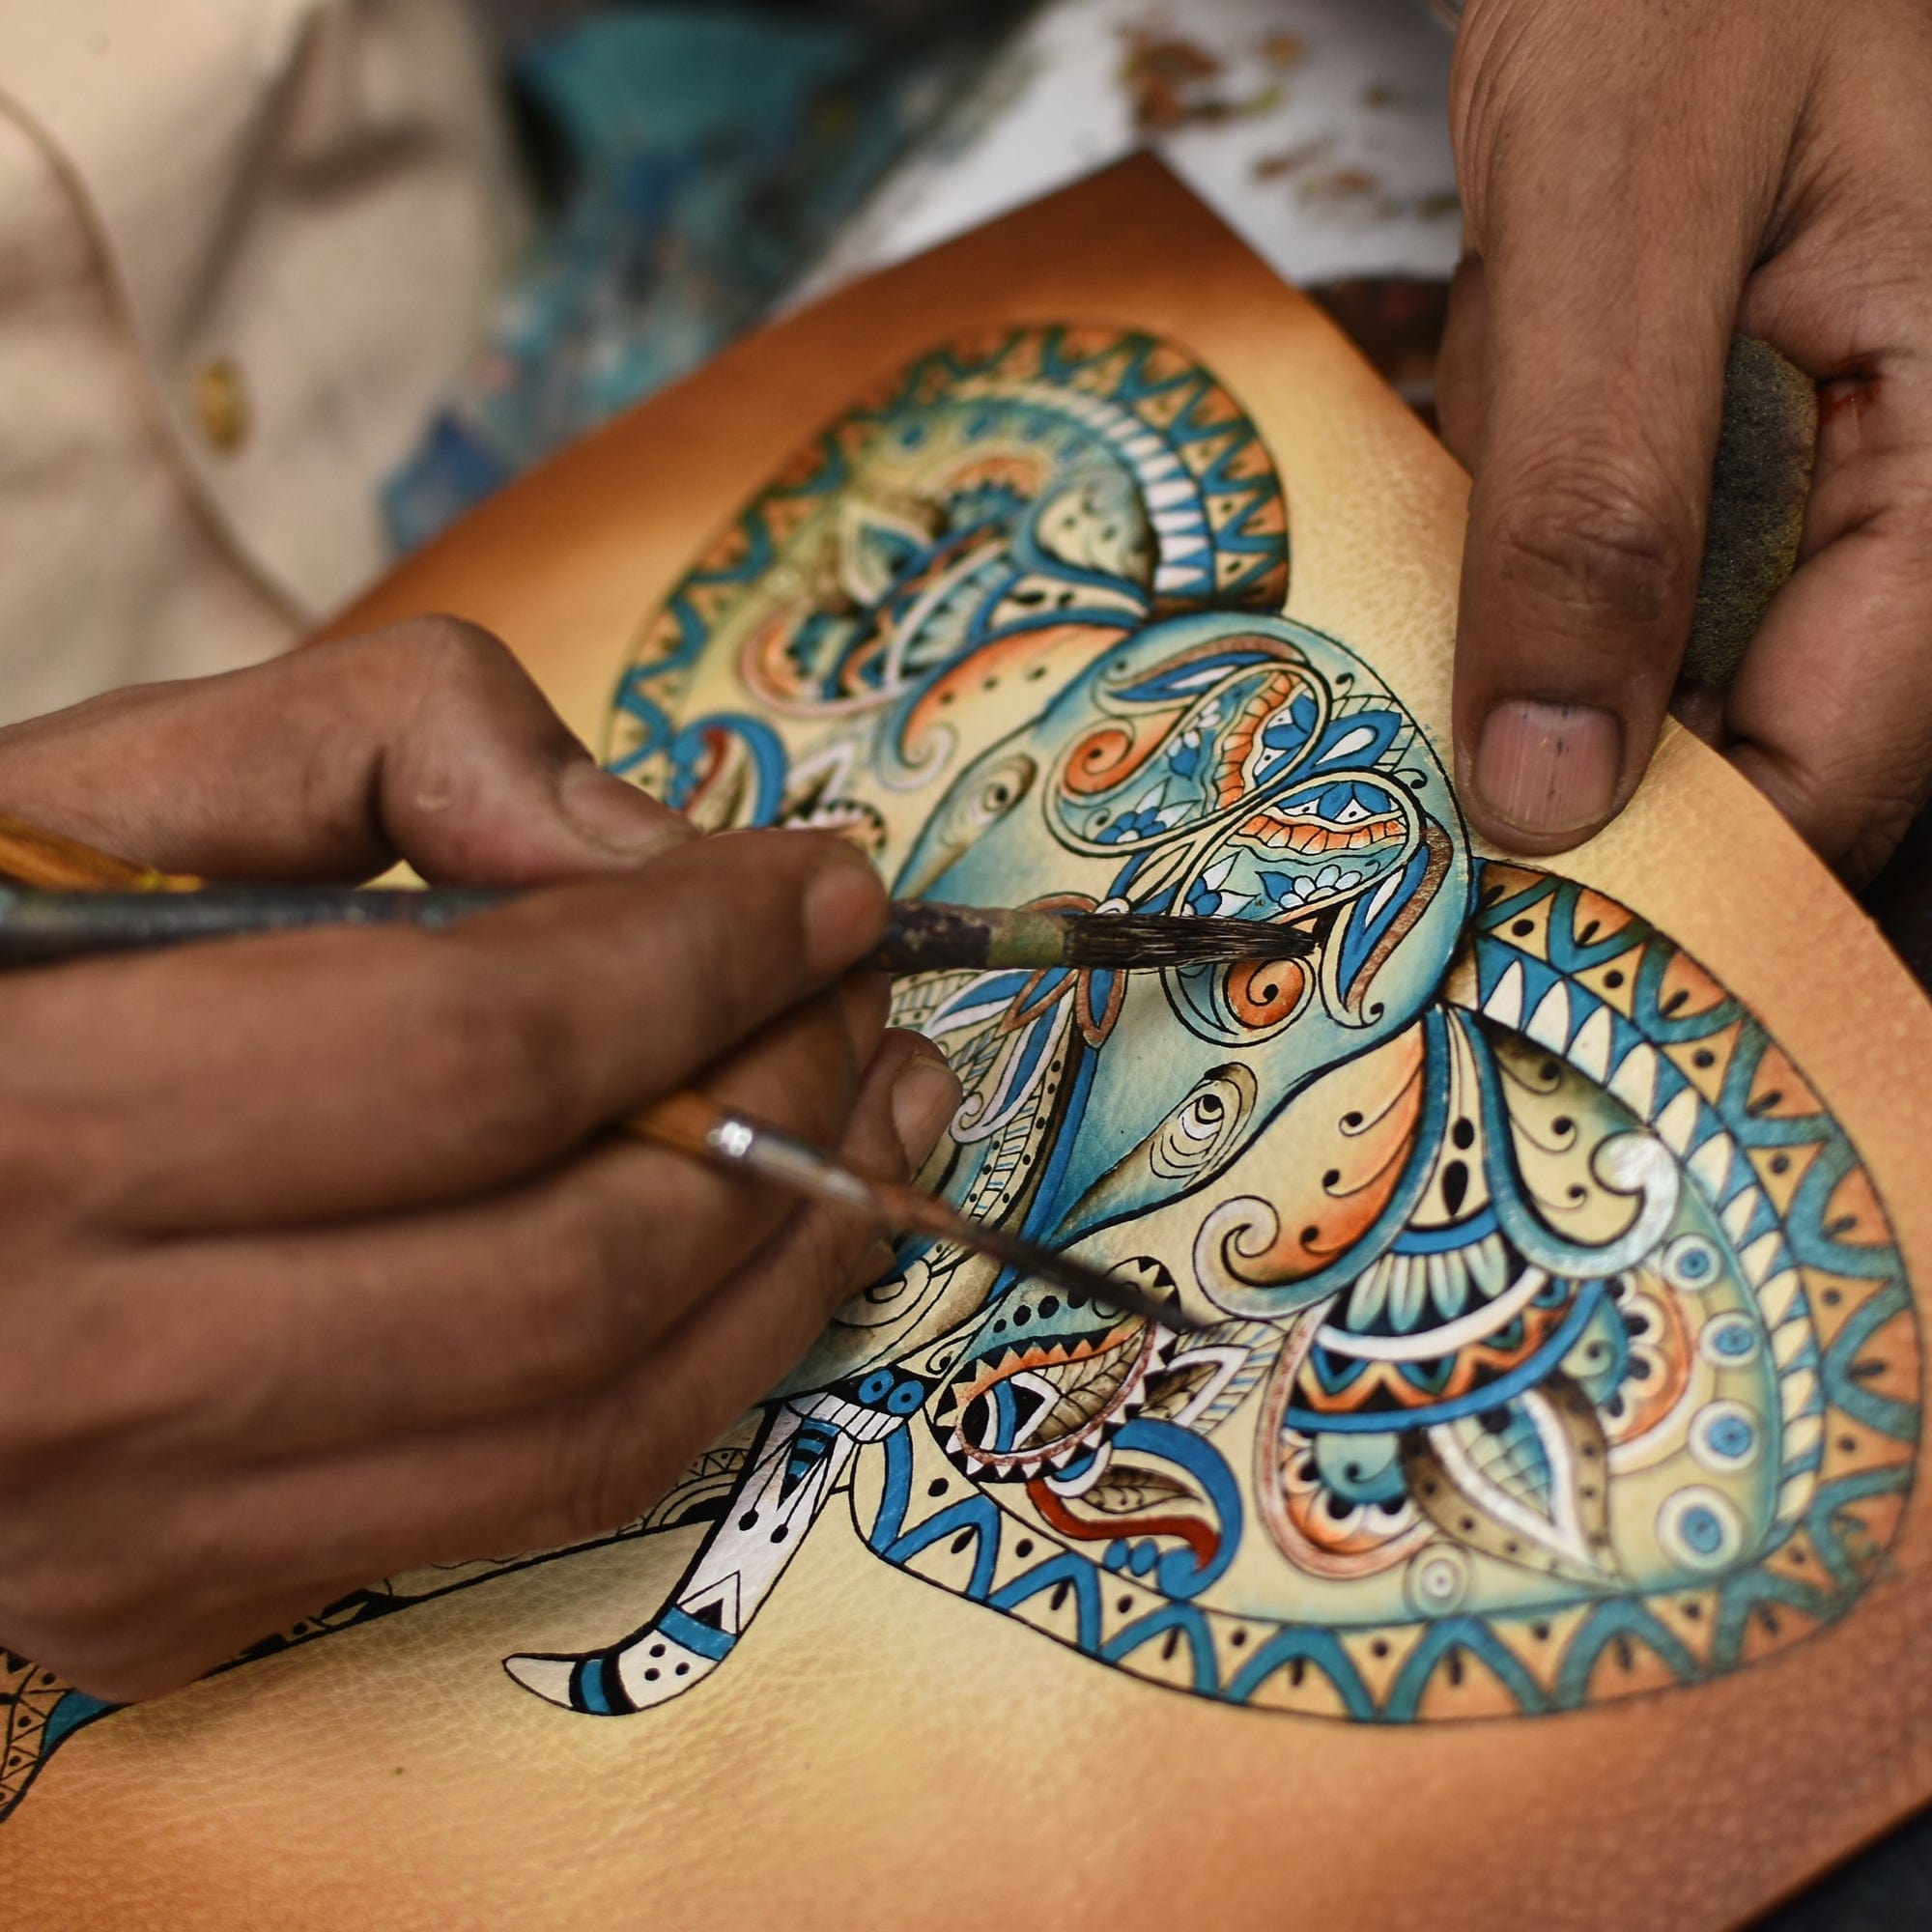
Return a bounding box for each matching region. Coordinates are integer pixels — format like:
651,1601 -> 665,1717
0,0 -> 523,724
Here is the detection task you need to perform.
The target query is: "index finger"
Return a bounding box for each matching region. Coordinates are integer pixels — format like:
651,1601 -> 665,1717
6,829 -> 889,1233
0,618 -> 687,887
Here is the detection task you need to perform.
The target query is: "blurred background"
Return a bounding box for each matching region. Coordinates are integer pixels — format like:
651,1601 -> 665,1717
379,0 -> 1463,549
3,4 -> 1929,1916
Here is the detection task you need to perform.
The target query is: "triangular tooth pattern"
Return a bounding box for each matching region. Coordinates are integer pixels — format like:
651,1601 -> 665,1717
1608,1041 -> 1661,1118
1740,1230 -> 1787,1288
1757,1265 -> 1804,1327
1773,1322 -> 1813,1371
1484,960 -> 1525,1028
1782,1411 -> 1824,1469
1776,1472 -> 1817,1525
1654,1086 -> 1703,1154
1720,1185 -> 1762,1244
1688,1133 -> 1735,1201
1569,1004 -> 1613,1081
1526,983 -> 1571,1051
1779,1367 -> 1820,1419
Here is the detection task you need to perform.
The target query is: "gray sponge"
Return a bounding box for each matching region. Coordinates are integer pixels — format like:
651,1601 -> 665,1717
1683,335 -> 1819,688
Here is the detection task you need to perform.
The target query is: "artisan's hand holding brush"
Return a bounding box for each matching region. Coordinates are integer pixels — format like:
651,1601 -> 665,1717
0,624 -> 969,1702
0,870 -> 1314,980
0,810 -> 1228,1332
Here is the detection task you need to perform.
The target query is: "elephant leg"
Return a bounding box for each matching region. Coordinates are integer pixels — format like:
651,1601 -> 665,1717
504,1393 -> 877,1713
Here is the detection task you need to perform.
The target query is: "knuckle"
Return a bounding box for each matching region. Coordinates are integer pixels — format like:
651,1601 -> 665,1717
1487,459 -> 1692,646
0,1258 -> 199,1457
31,1624 -> 201,1704
787,1207 -> 868,1307
392,613 -> 513,692
0,1556 -> 156,1685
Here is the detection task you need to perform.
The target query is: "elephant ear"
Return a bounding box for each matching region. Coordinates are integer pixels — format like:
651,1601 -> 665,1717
1206,860 -> 1918,1714
601,325 -> 1291,829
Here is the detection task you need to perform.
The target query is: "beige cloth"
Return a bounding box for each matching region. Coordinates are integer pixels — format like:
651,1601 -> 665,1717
0,0 -> 523,725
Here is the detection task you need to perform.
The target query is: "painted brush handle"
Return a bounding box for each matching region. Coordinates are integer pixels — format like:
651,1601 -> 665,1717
0,885 -> 1060,975
0,885 -> 511,967
869,901 -> 1077,974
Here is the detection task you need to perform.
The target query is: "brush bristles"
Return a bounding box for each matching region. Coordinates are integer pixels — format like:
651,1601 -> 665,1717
1061,912 -> 1317,969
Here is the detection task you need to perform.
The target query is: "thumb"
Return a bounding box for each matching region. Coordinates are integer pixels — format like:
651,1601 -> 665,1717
0,616 -> 693,884
1449,14 -> 1766,853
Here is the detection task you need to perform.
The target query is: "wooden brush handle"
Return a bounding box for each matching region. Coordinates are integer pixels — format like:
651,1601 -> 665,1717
0,811 -> 202,894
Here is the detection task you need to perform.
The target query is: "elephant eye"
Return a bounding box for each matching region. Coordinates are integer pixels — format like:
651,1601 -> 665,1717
977,755 -> 1036,818
1151,1065 -> 1257,1179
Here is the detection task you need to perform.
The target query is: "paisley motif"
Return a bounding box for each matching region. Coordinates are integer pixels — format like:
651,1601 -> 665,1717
4,326 -> 1918,1823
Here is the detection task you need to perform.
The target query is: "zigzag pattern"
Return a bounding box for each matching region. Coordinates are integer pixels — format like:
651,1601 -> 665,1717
604,325 -> 1290,785
851,859 -> 1919,1721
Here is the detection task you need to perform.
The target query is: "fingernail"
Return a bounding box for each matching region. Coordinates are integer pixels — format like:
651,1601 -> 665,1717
891,1048 -> 961,1171
1474,700 -> 1621,839
556,760 -> 690,857
805,848 -> 888,975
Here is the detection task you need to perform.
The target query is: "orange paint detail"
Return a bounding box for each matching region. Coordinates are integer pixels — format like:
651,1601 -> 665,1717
905,621 -> 1129,744
949,454 -> 1051,495
1748,1043 -> 1823,1120
1215,1025 -> 1427,1285
1294,1301 -> 1572,1418
1824,1165 -> 1893,1249
1227,954 -> 1309,1029
1569,888 -> 1635,950
1027,1479 -> 1220,1565
1061,722 -> 1147,798
1656,952 -> 1727,1021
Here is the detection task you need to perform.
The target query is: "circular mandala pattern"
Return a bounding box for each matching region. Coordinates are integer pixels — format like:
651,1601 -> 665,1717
1403,1544 -> 1473,1618
1690,1400 -> 1761,1473
1662,1234 -> 1723,1293
1699,1310 -> 1763,1369
1656,1485 -> 1747,1572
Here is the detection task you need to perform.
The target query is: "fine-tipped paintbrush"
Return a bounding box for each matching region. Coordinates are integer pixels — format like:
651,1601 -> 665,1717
0,811 -> 1207,1333
639,1090 -> 1197,1333
0,879 -> 1317,977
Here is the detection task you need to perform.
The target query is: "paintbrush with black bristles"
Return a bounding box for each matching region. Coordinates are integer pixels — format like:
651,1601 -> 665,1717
0,812 -> 1222,1334
0,838 -> 1316,978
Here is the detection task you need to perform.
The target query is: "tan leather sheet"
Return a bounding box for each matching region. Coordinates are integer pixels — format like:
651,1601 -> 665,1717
6,157 -> 1929,1931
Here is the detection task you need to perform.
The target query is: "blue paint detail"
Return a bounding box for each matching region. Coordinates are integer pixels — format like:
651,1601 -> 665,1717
1226,1629 -> 1376,1718
658,1605 -> 736,1662
42,1690 -> 110,1750
879,1495 -> 1004,1602
1099,1605 -> 1220,1692
989,1554 -> 1103,1652
1385,1617 -> 1549,1720
1550,1603 -> 1701,1708
1286,1281 -> 1606,1433
1112,1417 -> 1242,1597
1390,1207 -> 1498,1255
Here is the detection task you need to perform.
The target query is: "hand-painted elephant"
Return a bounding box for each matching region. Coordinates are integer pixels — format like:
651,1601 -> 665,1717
4,326 -> 1918,1822
524,326 -> 1921,1720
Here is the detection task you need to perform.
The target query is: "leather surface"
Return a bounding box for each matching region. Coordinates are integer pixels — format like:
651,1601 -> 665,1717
6,158 -> 1930,1932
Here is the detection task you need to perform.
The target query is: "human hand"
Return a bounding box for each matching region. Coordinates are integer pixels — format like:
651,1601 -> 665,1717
1438,0 -> 1932,881
0,620 -> 961,1699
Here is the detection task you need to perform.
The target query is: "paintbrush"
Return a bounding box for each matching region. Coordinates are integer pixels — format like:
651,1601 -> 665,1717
635,1090 -> 1194,1332
0,811 -> 1203,1334
0,877 -> 1317,977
